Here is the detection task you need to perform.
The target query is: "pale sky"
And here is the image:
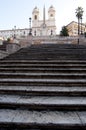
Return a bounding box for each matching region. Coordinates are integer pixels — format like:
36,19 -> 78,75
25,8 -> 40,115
0,0 -> 86,34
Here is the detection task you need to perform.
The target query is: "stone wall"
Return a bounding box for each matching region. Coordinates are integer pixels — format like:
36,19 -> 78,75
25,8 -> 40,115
0,40 -> 3,45
6,43 -> 21,54
18,35 -> 32,48
79,36 -> 86,45
32,36 -> 78,44
32,36 -> 86,45
0,50 -> 8,59
0,43 -> 21,59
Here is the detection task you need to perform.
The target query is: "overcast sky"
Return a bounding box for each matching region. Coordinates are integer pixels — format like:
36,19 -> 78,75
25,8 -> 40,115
0,0 -> 86,34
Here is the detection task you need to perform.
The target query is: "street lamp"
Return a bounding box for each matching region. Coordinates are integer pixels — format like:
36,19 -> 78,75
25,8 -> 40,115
14,25 -> 16,39
29,17 -> 32,35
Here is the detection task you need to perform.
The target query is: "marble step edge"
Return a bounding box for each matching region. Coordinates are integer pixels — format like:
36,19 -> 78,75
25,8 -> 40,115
0,72 -> 86,76
1,60 -> 86,63
0,95 -> 86,111
0,109 -> 85,129
0,79 -> 86,82
1,64 -> 86,67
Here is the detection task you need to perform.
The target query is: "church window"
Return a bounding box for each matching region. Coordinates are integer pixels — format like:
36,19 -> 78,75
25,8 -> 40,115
50,14 -> 53,17
34,15 -> 37,20
34,30 -> 36,36
23,31 -> 25,35
51,30 -> 53,35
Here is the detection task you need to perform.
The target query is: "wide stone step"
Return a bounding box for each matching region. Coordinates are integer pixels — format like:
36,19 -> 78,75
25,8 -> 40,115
0,78 -> 86,83
0,79 -> 86,86
4,55 -> 86,61
1,64 -> 86,68
23,43 -> 86,48
3,44 -> 86,61
0,109 -> 86,130
0,72 -> 86,79
8,51 -> 86,57
0,95 -> 86,110
1,60 -> 86,64
4,51 -> 86,60
5,48 -> 86,53
0,86 -> 86,96
0,68 -> 86,73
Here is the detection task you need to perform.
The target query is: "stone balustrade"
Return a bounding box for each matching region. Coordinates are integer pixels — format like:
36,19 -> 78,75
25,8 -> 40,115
32,35 -> 79,44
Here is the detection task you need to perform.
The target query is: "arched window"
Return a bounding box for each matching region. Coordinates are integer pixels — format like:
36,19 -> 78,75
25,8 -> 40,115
34,15 -> 37,20
34,30 -> 36,36
50,14 -> 53,17
51,30 -> 53,35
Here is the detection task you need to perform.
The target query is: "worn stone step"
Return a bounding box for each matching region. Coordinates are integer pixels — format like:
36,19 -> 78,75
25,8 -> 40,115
0,86 -> 86,96
0,72 -> 86,79
0,62 -> 86,67
0,109 -> 85,129
4,51 -> 86,60
0,79 -> 86,86
7,52 -> 86,57
0,95 -> 86,110
0,78 -> 86,83
3,44 -> 86,60
1,43 -> 86,129
0,68 -> 86,73
4,56 -> 86,61
21,43 -> 86,48
1,64 -> 86,68
1,60 -> 86,64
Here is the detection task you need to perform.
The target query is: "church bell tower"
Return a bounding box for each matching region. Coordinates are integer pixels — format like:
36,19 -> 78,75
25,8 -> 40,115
48,5 -> 55,20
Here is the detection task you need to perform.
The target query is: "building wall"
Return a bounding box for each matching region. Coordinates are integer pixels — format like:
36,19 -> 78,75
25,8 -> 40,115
32,21 -> 56,36
0,28 -> 30,40
32,6 -> 56,36
66,21 -> 86,36
0,6 -> 56,39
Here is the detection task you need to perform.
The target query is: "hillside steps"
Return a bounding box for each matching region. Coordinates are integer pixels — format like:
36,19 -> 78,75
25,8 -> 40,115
0,44 -> 86,129
3,44 -> 86,60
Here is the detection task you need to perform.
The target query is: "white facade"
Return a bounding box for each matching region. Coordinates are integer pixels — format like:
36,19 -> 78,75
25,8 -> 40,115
0,5 -> 56,39
0,28 -> 30,40
32,5 -> 56,36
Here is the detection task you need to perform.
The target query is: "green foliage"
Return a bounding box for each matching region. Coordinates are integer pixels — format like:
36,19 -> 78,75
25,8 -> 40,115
84,32 -> 86,38
7,38 -> 11,42
60,26 -> 69,36
75,7 -> 84,20
75,7 -> 84,35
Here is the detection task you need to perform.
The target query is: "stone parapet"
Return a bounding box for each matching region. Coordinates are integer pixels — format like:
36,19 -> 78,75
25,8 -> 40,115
6,43 -> 21,54
17,35 -> 86,46
32,36 -> 79,44
18,35 -> 32,48
0,50 -> 8,59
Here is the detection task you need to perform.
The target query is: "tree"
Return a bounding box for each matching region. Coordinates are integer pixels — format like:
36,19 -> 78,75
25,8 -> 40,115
60,26 -> 69,36
75,7 -> 84,35
84,32 -> 86,38
7,38 -> 11,42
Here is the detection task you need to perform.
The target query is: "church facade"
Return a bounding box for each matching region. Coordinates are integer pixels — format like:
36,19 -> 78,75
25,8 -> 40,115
32,6 -> 56,36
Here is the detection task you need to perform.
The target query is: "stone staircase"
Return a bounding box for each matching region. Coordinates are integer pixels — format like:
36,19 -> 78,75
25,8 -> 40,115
3,44 -> 86,60
0,44 -> 86,130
